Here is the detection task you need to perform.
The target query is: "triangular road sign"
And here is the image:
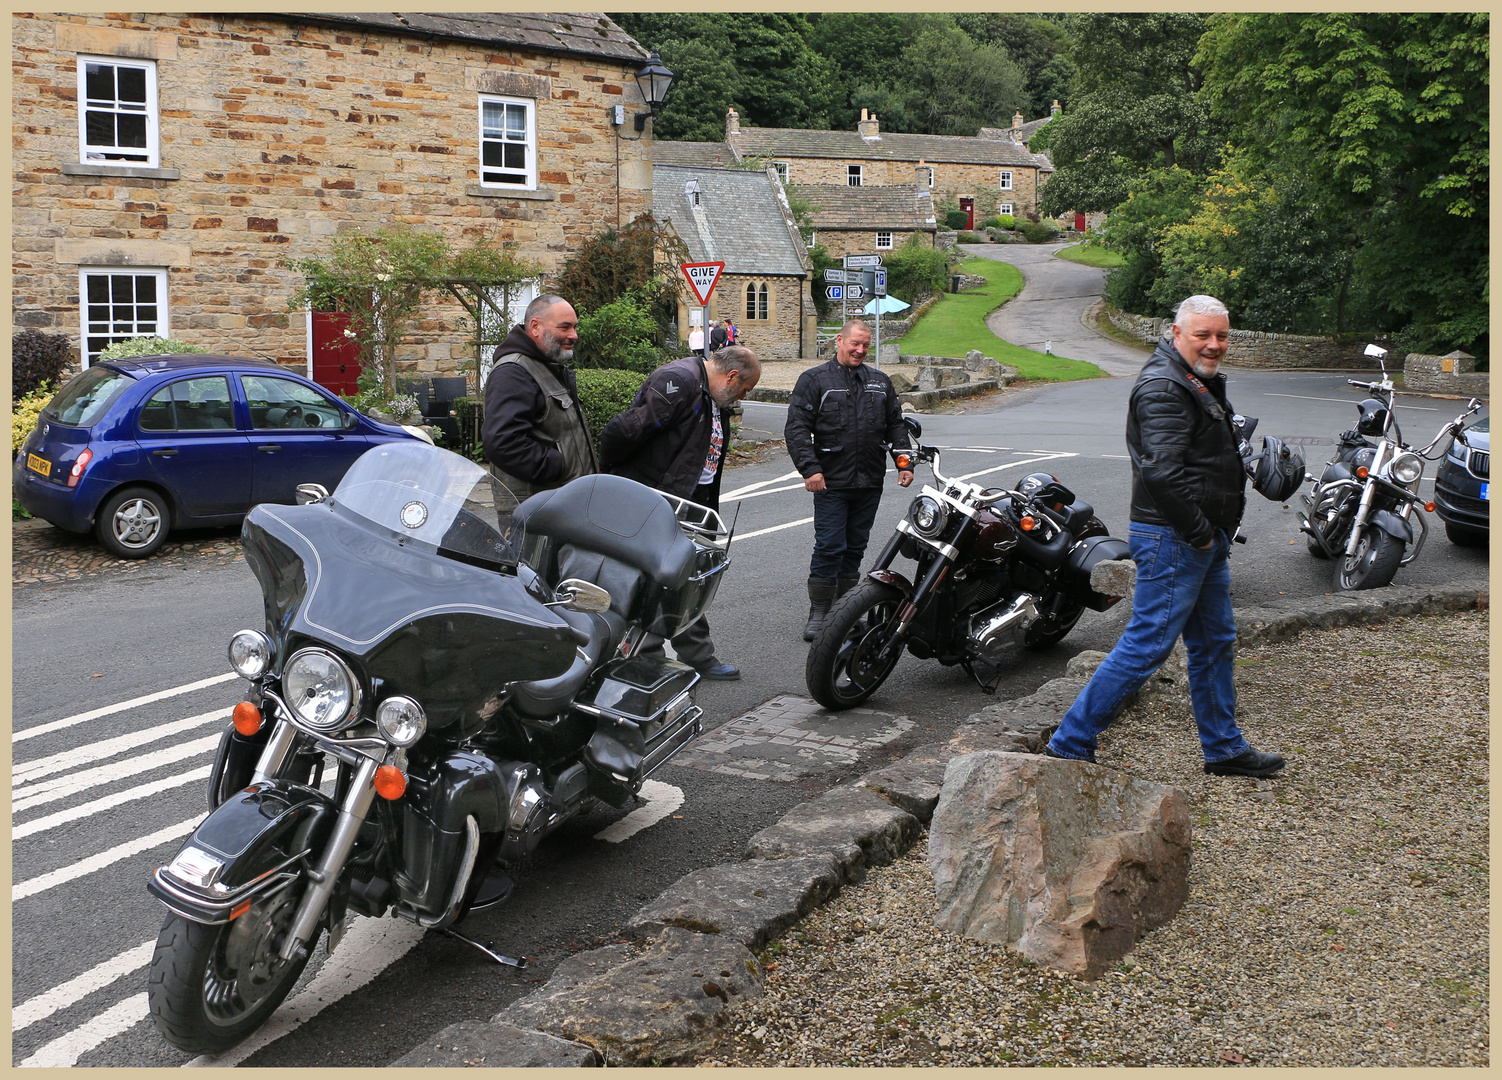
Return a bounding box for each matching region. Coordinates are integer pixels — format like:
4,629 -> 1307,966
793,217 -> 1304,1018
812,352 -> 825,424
681,262 -> 725,306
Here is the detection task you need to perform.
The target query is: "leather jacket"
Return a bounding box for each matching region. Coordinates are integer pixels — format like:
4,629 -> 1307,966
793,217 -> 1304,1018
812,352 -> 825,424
784,359 -> 910,489
1127,336 -> 1247,547
600,355 -> 730,502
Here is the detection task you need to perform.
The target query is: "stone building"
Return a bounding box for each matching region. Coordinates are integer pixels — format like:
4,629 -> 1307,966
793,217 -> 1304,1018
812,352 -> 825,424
652,164 -> 815,360
800,172 -> 937,261
11,11 -> 661,385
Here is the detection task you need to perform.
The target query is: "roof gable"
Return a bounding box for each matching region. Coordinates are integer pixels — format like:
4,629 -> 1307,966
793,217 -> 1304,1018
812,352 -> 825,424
652,165 -> 808,278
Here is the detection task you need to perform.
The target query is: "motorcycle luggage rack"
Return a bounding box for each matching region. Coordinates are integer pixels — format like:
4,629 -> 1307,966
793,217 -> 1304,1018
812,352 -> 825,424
655,489 -> 730,551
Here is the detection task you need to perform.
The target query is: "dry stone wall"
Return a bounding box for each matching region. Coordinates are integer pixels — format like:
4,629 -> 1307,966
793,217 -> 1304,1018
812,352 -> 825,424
1106,308 -> 1390,371
1403,352 -> 1489,396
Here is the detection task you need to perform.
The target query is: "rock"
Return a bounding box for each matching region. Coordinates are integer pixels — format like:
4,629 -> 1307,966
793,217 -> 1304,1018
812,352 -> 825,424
495,927 -> 763,1066
886,370 -> 917,393
389,1021 -> 600,1067
745,784 -> 920,884
859,743 -> 954,822
916,366 -> 971,391
928,751 -> 1191,978
1065,650 -> 1110,680
625,856 -> 843,949
1090,558 -> 1136,599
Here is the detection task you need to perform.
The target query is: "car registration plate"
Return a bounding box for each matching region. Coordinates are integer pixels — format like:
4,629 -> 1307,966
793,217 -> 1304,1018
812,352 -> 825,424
26,453 -> 51,477
1481,482 -> 1489,501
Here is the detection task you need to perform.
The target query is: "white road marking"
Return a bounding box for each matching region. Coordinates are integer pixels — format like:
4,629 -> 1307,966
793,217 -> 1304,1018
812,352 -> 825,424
184,916 -> 429,1068
13,766 -> 213,839
740,400 -> 789,409
13,814 -> 201,901
593,779 -> 684,843
735,516 -> 815,542
724,480 -> 810,501
13,673 -> 239,743
19,993 -> 148,1067
14,709 -> 224,785
1102,454 -> 1132,459
953,451 -> 1077,483
1262,392 -> 1438,411
13,938 -> 156,1032
11,734 -> 222,813
721,470 -> 802,500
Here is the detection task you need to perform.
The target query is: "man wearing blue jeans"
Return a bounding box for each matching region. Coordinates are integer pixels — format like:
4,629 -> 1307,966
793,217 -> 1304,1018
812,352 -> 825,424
1046,295 -> 1285,778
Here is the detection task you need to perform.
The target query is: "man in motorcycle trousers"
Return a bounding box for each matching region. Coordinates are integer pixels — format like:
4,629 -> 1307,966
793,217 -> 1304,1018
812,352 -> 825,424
600,345 -> 762,680
482,293 -> 597,498
785,319 -> 914,641
1045,295 -> 1285,778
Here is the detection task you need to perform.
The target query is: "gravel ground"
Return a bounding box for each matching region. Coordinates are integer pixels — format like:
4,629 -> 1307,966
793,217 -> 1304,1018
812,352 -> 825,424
699,609 -> 1490,1067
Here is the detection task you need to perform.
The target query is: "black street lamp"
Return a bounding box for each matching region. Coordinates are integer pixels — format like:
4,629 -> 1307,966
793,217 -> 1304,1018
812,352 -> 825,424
634,49 -> 674,132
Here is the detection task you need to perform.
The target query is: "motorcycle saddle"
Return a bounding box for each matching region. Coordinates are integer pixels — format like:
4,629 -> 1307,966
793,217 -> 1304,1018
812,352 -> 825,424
511,606 -> 623,718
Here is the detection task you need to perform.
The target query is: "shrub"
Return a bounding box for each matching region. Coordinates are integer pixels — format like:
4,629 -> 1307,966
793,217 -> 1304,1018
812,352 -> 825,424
883,234 -> 952,304
96,336 -> 205,361
12,330 -> 73,401
574,368 -> 645,451
575,291 -> 668,373
956,231 -> 984,244
944,209 -> 971,230
13,382 -> 53,457
988,228 -> 1014,244
996,214 -> 1016,229
1020,219 -> 1061,243
982,216 -> 1003,230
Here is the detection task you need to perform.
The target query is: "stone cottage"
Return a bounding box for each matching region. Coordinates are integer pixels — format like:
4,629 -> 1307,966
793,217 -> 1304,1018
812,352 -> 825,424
652,164 -> 816,360
11,11 -> 663,387
798,169 -> 937,261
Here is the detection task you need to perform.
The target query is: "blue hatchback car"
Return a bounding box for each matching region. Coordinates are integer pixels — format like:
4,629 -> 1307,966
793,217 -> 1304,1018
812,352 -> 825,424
14,354 -> 422,558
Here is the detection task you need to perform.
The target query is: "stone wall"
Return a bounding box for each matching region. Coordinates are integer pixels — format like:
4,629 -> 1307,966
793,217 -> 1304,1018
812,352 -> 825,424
12,12 -> 654,376
1404,352 -> 1489,397
815,229 -> 933,261
783,160 -> 1041,216
1105,308 -> 1392,371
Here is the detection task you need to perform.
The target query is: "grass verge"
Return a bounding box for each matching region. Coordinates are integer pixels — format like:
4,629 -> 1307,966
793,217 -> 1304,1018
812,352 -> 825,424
899,257 -> 1101,381
1056,242 -> 1125,269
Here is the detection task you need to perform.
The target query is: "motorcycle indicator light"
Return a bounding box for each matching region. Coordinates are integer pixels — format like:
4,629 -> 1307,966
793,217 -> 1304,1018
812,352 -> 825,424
1020,515 -> 1036,531
1356,466 -> 1369,479
895,453 -> 912,470
66,448 -> 93,488
376,696 -> 427,746
232,701 -> 263,736
374,765 -> 407,800
228,629 -> 272,679
1425,501 -> 1436,513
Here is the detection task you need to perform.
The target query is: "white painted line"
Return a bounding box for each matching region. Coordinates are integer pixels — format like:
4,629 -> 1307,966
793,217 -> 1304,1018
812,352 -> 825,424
953,451 -> 1077,483
19,992 -> 148,1067
593,779 -> 684,843
13,814 -> 200,901
734,516 -> 815,542
14,709 -> 224,785
725,480 -> 810,501
1262,392 -> 1438,411
721,469 -> 802,500
13,938 -> 156,1032
1102,454 -> 1132,459
740,399 -> 789,409
13,673 -> 239,743
13,765 -> 213,839
184,916 -> 429,1068
11,734 -> 222,813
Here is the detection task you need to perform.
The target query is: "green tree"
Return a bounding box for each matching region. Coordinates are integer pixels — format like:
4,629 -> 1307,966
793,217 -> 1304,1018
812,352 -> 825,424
952,12 -> 1072,118
897,25 -> 1026,137
1092,166 -> 1204,316
554,213 -> 689,334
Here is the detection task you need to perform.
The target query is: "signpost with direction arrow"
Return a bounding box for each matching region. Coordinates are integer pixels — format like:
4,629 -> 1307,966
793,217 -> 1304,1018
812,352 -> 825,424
839,254 -> 886,365
681,262 -> 725,357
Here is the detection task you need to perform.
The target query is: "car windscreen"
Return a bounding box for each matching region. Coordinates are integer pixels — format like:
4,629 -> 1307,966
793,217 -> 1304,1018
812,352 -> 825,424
45,365 -> 135,427
334,442 -> 523,569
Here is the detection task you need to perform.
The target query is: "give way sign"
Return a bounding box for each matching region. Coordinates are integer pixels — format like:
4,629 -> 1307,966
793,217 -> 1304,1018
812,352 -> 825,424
681,261 -> 725,306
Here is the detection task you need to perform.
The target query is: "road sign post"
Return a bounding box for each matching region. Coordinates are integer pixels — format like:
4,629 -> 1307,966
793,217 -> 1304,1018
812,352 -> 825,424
681,262 -> 725,357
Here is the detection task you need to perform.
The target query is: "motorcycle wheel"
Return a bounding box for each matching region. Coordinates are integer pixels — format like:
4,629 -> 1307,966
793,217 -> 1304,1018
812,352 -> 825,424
806,580 -> 905,710
1023,592 -> 1087,650
147,886 -> 313,1054
1332,526 -> 1404,591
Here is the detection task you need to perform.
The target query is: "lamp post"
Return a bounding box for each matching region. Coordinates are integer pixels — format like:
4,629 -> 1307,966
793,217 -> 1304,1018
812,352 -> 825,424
634,49 -> 674,132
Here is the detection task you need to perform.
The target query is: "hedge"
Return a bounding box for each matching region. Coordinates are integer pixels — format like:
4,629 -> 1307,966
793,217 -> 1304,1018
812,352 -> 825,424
12,330 -> 73,401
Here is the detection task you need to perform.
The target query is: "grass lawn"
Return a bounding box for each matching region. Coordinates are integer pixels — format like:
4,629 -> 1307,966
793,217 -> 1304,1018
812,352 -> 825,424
898,257 -> 1102,381
1056,242 -> 1125,269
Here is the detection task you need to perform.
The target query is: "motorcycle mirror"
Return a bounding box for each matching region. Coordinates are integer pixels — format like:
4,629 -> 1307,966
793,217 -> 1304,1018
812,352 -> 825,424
902,416 -> 923,439
1364,343 -> 1389,358
551,578 -> 612,614
295,483 -> 330,505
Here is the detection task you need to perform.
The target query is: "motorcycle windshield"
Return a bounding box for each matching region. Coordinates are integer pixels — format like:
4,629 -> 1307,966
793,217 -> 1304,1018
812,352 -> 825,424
334,442 -> 523,570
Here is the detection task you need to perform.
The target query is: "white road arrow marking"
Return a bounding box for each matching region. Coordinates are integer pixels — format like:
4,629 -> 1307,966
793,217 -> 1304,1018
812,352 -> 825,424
593,779 -> 684,843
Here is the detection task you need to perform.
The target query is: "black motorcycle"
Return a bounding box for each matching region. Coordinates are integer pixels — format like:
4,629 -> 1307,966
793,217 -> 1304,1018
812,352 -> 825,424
1299,348 -> 1482,590
805,419 -> 1129,709
145,442 -> 728,1052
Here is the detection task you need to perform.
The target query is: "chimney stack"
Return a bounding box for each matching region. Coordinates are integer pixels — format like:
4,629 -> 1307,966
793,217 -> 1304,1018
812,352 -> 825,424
916,158 -> 930,190
725,107 -> 741,138
1051,99 -> 1061,118
857,108 -> 880,139
1012,109 -> 1025,131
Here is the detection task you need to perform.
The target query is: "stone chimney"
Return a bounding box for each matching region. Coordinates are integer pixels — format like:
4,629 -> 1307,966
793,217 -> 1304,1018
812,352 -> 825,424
1051,99 -> 1062,118
1012,109 -> 1025,131
857,108 -> 880,139
725,107 -> 740,138
916,158 -> 930,190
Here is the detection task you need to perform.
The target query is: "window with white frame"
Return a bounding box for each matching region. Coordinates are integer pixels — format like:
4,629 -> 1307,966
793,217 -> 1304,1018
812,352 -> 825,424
847,164 -> 862,187
80,267 -> 168,366
998,203 -> 1014,217
78,55 -> 159,167
479,95 -> 536,189
876,231 -> 893,249
745,281 -> 769,321
774,161 -> 789,184
998,170 -> 1013,190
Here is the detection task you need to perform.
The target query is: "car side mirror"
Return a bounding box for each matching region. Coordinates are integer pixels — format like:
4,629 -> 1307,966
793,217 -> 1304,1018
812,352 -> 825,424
295,483 -> 330,505
342,410 -> 359,430
547,578 -> 612,614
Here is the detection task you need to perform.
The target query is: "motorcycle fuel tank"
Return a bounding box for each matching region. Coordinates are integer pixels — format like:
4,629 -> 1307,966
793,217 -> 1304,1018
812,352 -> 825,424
965,502 -> 1018,560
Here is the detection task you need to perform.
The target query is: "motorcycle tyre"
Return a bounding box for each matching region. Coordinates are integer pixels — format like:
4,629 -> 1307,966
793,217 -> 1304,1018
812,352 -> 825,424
1332,527 -> 1404,591
1023,593 -> 1087,650
1306,535 -> 1331,559
806,580 -> 905,711
147,898 -> 313,1054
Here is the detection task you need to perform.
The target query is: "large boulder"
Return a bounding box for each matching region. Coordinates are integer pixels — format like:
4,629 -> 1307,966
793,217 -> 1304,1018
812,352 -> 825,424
928,751 -> 1191,978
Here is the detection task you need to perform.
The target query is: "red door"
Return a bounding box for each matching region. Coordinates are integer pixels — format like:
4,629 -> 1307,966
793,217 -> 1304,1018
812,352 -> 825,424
1075,212 -> 1088,233
310,311 -> 361,396
959,198 -> 975,230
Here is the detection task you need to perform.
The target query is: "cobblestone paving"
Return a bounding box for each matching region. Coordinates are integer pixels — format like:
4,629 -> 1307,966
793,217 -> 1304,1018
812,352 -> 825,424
12,518 -> 243,587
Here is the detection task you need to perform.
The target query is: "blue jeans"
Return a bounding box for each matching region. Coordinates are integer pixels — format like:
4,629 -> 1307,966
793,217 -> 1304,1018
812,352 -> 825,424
810,488 -> 884,578
1047,522 -> 1250,764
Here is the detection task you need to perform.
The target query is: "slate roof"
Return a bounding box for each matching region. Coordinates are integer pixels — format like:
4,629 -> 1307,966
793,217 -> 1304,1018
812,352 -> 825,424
297,12 -> 647,63
796,185 -> 937,232
652,165 -> 809,278
730,126 -> 1047,168
651,141 -> 733,169
978,114 -> 1053,147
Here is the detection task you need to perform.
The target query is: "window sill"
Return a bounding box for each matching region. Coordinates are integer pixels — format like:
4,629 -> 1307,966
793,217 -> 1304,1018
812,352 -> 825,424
465,185 -> 556,201
63,162 -> 180,180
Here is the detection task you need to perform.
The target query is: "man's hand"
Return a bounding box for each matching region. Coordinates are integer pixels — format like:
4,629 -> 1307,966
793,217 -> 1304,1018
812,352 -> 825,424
804,472 -> 827,492
897,469 -> 914,488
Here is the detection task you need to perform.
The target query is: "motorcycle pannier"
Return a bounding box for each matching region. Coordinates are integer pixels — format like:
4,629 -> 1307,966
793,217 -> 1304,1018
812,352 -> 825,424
1059,535 -> 1131,611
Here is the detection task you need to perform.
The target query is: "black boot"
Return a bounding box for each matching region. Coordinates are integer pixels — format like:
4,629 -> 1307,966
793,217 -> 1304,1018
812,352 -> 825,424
836,574 -> 861,598
803,577 -> 837,642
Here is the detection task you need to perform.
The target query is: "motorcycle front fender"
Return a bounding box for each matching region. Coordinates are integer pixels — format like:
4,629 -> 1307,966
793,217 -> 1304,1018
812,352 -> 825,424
149,781 -> 338,925
1369,508 -> 1414,544
868,569 -> 914,599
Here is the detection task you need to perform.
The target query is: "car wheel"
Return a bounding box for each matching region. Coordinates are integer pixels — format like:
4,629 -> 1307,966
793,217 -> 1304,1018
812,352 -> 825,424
1444,521 -> 1489,548
96,486 -> 170,559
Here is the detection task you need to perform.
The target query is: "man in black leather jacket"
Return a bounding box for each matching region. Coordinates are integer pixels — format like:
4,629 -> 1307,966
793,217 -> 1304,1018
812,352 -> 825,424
600,346 -> 761,679
1045,295 -> 1285,778
785,319 -> 913,641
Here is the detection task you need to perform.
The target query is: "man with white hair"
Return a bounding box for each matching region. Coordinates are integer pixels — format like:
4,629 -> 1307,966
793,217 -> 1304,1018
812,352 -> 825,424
1046,295 -> 1285,778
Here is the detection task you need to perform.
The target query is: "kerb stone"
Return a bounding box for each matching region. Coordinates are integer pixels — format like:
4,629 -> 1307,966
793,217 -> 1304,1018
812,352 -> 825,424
744,784 -> 920,883
625,856 -> 843,950
388,1021 -> 600,1067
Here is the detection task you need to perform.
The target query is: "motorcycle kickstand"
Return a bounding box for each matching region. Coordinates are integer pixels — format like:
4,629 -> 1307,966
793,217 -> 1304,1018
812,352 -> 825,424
961,659 -> 1002,695
440,927 -> 528,969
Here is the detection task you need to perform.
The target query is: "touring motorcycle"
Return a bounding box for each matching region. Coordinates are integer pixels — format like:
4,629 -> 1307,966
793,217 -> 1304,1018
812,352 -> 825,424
145,442 -> 728,1052
806,419 -> 1129,709
1299,345 -> 1482,590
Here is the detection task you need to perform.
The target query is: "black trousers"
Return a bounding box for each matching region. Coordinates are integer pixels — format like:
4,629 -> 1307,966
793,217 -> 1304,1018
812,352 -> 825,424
641,480 -> 721,669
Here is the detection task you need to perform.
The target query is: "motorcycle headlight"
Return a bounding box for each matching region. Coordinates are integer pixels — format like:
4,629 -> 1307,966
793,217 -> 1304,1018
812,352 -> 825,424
376,696 -> 427,747
1388,452 -> 1423,485
910,495 -> 948,538
282,647 -> 360,732
227,629 -> 272,679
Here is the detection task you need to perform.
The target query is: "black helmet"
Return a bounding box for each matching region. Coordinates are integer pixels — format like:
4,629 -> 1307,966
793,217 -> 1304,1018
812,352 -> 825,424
1355,397 -> 1390,436
1248,435 -> 1306,502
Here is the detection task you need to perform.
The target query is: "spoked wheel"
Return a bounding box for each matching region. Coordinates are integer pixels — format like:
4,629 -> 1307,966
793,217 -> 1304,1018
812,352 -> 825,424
147,886 -> 313,1053
1023,592 -> 1087,650
1332,526 -> 1404,591
806,580 -> 905,710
